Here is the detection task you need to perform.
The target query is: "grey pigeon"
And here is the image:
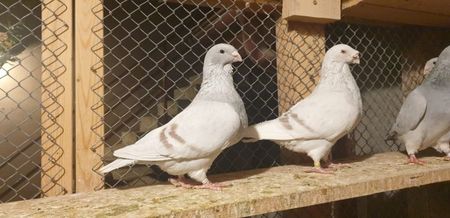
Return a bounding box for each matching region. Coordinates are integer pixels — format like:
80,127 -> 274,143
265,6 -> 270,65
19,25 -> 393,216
423,57 -> 438,76
421,57 -> 450,161
100,44 -> 247,190
387,46 -> 450,164
242,44 -> 362,173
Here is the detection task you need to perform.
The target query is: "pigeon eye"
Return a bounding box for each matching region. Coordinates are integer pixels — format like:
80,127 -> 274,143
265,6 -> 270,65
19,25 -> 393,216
219,49 -> 225,54
340,49 -> 346,54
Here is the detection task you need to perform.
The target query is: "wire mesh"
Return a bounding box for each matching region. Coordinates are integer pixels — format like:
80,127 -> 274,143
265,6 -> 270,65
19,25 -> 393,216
91,0 -> 450,216
93,0 -> 450,187
0,0 -> 69,203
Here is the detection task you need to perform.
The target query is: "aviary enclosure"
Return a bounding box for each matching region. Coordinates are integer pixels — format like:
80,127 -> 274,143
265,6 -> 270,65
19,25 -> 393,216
0,0 -> 449,217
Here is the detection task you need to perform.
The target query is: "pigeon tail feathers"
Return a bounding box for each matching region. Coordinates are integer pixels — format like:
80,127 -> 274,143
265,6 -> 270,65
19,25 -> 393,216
99,159 -> 137,174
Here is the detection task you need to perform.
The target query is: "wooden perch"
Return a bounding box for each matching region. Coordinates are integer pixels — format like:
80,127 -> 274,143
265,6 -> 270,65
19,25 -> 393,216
1,152 -> 450,217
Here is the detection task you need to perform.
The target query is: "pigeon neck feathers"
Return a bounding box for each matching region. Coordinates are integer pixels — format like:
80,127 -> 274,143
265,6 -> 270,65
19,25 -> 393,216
426,46 -> 450,86
195,63 -> 237,102
425,60 -> 450,87
317,61 -> 356,90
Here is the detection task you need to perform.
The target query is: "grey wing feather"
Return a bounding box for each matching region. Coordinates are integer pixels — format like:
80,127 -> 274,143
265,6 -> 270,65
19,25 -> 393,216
393,89 -> 427,134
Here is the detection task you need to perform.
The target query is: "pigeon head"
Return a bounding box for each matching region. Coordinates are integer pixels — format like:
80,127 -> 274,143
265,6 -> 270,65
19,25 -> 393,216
204,43 -> 242,66
427,45 -> 450,80
423,57 -> 437,76
325,44 -> 360,64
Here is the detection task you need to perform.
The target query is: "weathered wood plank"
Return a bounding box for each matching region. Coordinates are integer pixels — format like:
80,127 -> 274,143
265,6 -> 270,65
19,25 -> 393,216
342,0 -> 450,27
345,0 -> 450,16
283,0 -> 341,23
275,20 -> 325,165
2,152 -> 450,217
41,0 -> 74,196
74,0 -> 104,192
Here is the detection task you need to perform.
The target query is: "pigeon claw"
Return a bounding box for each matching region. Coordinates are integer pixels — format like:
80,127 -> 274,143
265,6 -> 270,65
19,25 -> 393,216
304,167 -> 335,175
168,177 -> 195,189
406,154 -> 426,165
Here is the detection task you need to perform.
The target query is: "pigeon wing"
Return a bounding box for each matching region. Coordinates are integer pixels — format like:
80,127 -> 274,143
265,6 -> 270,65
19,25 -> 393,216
392,88 -> 427,135
114,100 -> 241,161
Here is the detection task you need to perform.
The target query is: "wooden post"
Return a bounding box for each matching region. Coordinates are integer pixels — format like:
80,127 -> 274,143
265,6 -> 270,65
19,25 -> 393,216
75,0 -> 104,192
41,0 -> 74,196
276,19 -> 329,218
276,19 -> 325,164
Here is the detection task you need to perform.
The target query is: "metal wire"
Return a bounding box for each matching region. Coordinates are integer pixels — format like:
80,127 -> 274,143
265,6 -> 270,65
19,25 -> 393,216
90,0 -> 450,216
92,0 -> 450,188
1,1 -> 450,217
0,0 -> 68,203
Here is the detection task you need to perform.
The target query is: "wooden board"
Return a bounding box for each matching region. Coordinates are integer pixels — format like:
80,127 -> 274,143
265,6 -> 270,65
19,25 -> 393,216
2,152 -> 450,217
165,0 -> 281,13
346,0 -> 450,16
342,0 -> 450,27
40,0 -> 74,196
275,20 -> 325,164
283,0 -> 341,23
74,0 -> 104,192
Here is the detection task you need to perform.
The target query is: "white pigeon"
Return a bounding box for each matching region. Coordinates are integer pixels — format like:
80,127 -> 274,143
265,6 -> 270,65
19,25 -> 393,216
100,44 -> 248,190
242,44 -> 362,173
387,46 -> 450,164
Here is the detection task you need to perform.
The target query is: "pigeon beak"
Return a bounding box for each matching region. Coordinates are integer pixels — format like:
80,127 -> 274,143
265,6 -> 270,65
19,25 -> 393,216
351,52 -> 360,64
232,51 -> 242,62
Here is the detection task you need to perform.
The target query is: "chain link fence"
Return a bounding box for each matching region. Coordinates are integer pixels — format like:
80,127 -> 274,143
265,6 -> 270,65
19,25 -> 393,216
91,0 -> 450,216
1,0 -> 449,216
0,0 -> 69,203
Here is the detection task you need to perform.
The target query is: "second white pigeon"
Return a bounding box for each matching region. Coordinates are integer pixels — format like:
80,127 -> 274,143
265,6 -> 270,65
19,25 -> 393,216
99,44 -> 248,190
242,44 -> 362,173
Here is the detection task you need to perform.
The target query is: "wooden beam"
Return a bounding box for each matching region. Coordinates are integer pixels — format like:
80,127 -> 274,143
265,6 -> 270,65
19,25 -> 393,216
350,0 -> 450,16
75,0 -> 103,192
41,0 -> 74,196
165,0 -> 281,13
342,0 -> 450,27
283,0 -> 341,23
2,152 -> 450,217
276,19 -> 325,164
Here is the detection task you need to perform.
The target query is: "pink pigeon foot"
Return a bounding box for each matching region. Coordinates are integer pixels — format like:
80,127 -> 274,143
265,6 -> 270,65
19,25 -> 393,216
168,177 -> 195,189
304,167 -> 335,174
406,154 -> 426,165
443,156 -> 450,161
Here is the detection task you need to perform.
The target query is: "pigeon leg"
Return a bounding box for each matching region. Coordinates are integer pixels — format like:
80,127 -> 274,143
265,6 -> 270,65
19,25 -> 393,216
168,176 -> 195,189
406,154 -> 426,165
172,173 -> 232,191
444,154 -> 450,161
304,161 -> 335,174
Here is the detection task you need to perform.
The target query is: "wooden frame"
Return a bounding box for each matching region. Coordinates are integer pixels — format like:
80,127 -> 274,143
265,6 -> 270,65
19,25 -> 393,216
36,0 -> 450,198
74,0 -> 104,192
4,153 -> 450,217
41,0 -> 74,196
